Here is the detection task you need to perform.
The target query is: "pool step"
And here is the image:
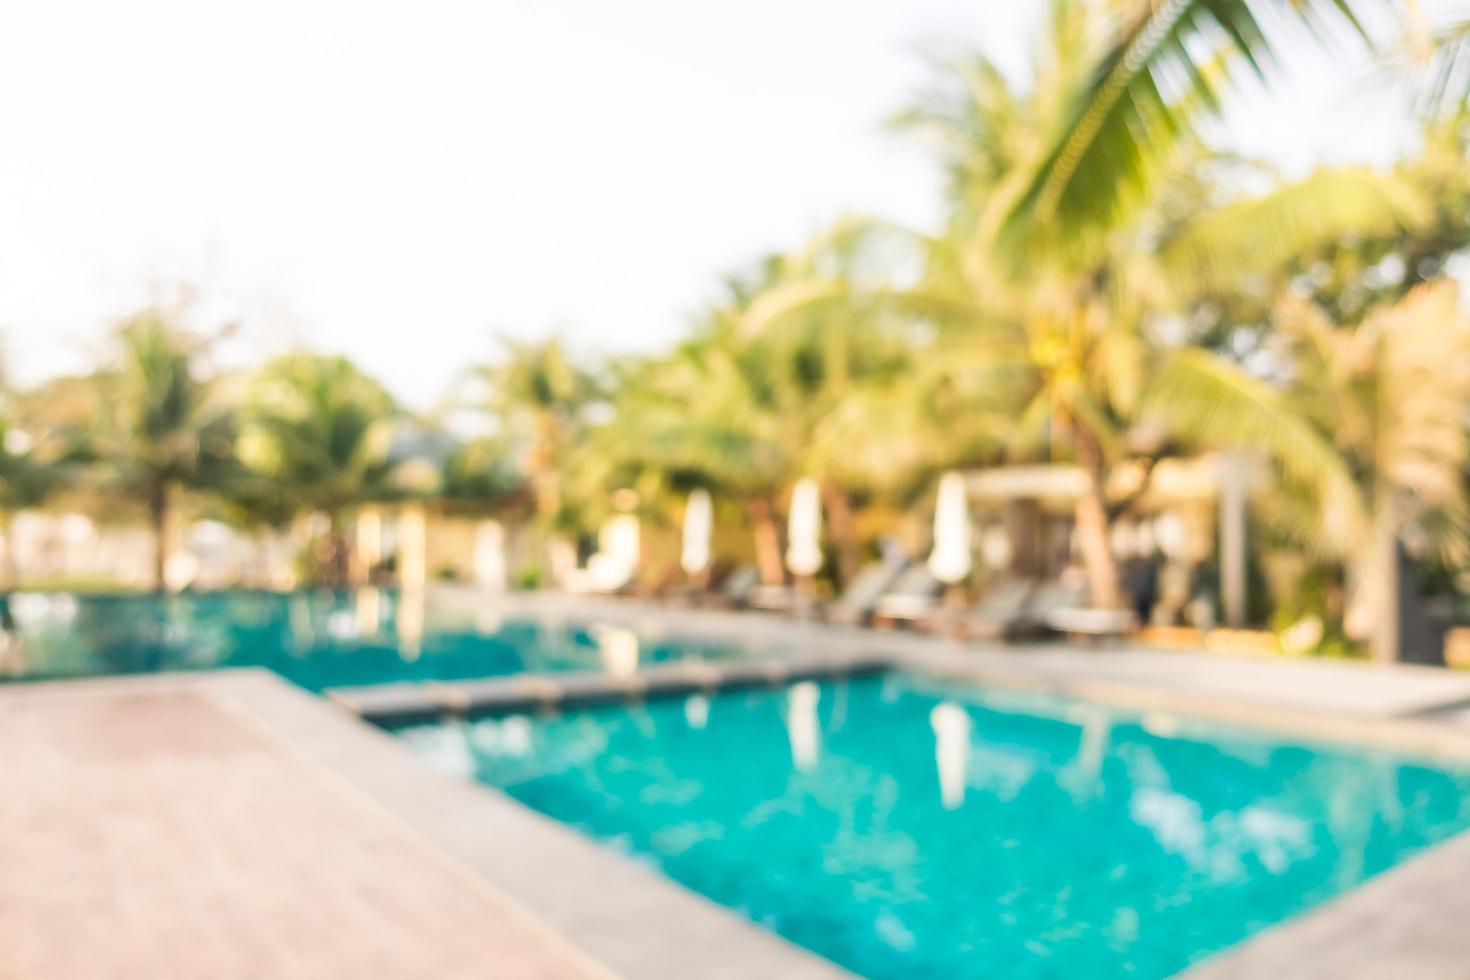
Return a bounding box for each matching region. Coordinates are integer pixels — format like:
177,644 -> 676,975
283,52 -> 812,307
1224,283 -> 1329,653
326,651 -> 892,726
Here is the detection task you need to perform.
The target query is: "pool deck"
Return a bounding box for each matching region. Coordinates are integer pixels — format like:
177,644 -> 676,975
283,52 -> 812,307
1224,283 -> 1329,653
12,590 -> 1470,978
0,669 -> 849,980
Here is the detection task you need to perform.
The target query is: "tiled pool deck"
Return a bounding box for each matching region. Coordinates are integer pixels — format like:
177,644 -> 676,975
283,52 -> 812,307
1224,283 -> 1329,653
10,590 -> 1470,977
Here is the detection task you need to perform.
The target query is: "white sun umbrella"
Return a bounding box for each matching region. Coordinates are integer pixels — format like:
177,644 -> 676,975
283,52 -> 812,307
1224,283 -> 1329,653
927,471 -> 973,585
785,477 -> 824,578
680,488 -> 713,578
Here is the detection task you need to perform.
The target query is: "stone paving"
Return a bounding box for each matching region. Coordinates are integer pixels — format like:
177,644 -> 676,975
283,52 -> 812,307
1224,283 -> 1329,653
0,678 -> 602,980
0,669 -> 850,980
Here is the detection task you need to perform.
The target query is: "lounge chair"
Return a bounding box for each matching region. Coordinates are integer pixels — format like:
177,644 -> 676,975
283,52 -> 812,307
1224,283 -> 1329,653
562,552 -> 637,595
699,565 -> 760,609
825,554 -> 909,627
1030,573 -> 1137,642
922,577 -> 1038,640
747,582 -> 798,613
871,566 -> 944,627
1044,604 -> 1138,642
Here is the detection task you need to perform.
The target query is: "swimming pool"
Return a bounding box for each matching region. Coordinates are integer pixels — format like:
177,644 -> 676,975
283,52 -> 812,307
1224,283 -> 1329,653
396,672 -> 1470,979
0,590 -> 748,691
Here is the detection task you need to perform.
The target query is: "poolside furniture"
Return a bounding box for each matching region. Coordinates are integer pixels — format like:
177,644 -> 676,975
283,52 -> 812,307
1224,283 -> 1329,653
699,565 -> 761,609
871,566 -> 944,627
921,577 -> 1038,640
563,513 -> 641,595
825,554 -> 910,626
747,582 -> 798,613
1032,573 -> 1138,642
562,552 -> 637,595
1045,605 -> 1139,642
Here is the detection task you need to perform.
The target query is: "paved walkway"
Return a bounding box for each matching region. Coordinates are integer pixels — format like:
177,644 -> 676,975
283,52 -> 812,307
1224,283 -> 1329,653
471,590 -> 1470,719
0,679 -> 602,980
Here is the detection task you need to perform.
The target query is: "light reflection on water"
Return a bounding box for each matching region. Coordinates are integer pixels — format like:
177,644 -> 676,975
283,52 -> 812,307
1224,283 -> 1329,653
398,673 -> 1470,980
0,589 -> 750,690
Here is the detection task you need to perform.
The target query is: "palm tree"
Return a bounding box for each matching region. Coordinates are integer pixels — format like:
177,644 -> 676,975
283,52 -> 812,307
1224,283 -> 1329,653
476,337 -> 600,530
95,313 -> 236,591
1003,0 -> 1470,248
237,354 -> 399,586
436,436 -> 525,516
608,322 -> 794,586
1262,282 -> 1470,661
608,230 -> 939,587
883,10 -> 1402,611
469,337 -> 605,586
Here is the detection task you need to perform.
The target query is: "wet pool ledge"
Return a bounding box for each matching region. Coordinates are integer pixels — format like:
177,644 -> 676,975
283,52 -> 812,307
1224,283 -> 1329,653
325,648 -> 893,725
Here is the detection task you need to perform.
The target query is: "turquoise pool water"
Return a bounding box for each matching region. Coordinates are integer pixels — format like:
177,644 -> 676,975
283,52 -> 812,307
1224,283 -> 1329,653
397,672 -> 1470,979
0,590 -> 745,691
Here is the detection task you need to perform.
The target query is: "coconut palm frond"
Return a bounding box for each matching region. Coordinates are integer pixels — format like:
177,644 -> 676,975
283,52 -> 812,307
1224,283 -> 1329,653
1385,13 -> 1470,118
1002,0 -> 1384,248
1145,347 -> 1369,554
1161,167 -> 1431,297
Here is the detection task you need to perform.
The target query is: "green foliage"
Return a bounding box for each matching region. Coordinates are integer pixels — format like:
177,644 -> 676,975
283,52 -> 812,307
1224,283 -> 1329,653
237,353 -> 399,516
1000,0 -> 1389,255
474,337 -> 601,529
511,564 -> 542,591
96,312 -> 238,500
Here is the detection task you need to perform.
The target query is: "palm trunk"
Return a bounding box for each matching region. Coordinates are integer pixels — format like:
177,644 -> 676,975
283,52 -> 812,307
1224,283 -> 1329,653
327,510 -> 350,588
746,496 -> 786,587
1073,432 -> 1123,610
149,481 -> 170,593
824,481 -> 860,589
1368,507 -> 1401,663
0,511 -> 15,592
530,420 -> 562,523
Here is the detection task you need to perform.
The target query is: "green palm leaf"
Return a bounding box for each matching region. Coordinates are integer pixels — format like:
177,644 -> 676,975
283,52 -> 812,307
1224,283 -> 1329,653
1003,0 -> 1385,246
1145,347 -> 1369,553
1160,166 -> 1431,296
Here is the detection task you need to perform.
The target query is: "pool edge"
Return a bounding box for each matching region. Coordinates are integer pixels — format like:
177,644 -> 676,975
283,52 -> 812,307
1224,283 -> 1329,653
200,669 -> 856,980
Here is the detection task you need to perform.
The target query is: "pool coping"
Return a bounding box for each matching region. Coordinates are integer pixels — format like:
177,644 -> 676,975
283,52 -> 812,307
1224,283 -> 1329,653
0,669 -> 852,980
335,591 -> 1470,764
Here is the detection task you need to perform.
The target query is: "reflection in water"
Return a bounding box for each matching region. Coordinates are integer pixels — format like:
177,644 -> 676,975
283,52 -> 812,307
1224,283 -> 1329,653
930,702 -> 971,810
411,723 -> 476,777
469,715 -> 533,757
355,586 -> 382,638
327,609 -> 357,640
786,681 -> 821,772
475,605 -> 503,636
685,694 -> 710,730
288,592 -> 315,649
1057,706 -> 1113,802
595,625 -> 640,677
397,588 -> 425,660
406,674 -> 1470,980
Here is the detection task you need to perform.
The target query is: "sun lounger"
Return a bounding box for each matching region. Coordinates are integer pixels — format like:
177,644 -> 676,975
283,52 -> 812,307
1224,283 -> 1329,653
922,578 -> 1038,640
871,566 -> 944,626
1031,574 -> 1138,641
825,555 -> 909,626
1044,605 -> 1138,641
699,565 -> 760,609
747,583 -> 797,612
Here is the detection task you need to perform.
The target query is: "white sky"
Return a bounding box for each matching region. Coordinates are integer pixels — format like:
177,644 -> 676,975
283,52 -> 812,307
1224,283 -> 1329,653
0,0 -> 1452,408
